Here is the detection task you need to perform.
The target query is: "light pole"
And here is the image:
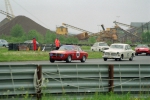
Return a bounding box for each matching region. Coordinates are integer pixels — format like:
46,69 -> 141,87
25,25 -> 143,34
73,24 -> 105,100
97,25 -> 101,33
116,16 -> 120,22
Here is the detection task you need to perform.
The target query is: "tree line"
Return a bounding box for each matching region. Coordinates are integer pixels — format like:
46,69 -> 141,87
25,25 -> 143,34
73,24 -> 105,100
0,24 -> 97,44
1,24 -> 149,45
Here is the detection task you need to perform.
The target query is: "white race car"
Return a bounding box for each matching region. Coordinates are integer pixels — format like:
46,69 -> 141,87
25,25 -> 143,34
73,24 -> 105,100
102,43 -> 135,61
91,42 -> 109,52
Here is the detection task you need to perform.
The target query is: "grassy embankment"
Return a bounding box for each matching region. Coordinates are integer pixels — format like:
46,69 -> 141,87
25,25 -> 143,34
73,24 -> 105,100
0,46 -> 103,62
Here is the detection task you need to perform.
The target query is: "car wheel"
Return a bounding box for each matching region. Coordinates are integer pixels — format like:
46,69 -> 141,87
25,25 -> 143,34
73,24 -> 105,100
50,57 -> 55,63
115,58 -> 117,61
92,49 -> 94,52
119,55 -> 123,61
81,55 -> 86,62
3,45 -> 6,47
129,54 -> 133,61
135,53 -> 138,56
66,55 -> 72,63
103,58 -> 107,61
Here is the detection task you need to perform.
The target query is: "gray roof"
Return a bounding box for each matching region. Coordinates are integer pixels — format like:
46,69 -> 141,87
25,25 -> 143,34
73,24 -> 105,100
130,22 -> 148,28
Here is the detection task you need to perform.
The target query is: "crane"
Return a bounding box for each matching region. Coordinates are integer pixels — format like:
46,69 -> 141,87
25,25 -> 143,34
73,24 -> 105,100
0,0 -> 15,20
113,21 -> 135,28
0,10 -> 14,20
62,23 -> 94,35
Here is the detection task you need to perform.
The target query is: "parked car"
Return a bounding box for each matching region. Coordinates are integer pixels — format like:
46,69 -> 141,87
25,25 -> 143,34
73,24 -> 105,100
49,45 -> 88,63
24,40 -> 39,50
24,40 -> 39,44
135,44 -> 150,56
102,43 -> 135,61
91,42 -> 109,52
0,39 -> 8,47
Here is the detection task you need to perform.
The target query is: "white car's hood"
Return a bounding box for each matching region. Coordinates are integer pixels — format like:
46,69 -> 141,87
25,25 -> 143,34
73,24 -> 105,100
104,48 -> 124,53
101,46 -> 109,48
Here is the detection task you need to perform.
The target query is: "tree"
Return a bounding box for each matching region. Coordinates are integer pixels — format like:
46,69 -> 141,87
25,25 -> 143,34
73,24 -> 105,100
27,30 -> 44,43
142,31 -> 150,43
88,36 -> 96,43
44,30 -> 57,43
10,24 -> 25,37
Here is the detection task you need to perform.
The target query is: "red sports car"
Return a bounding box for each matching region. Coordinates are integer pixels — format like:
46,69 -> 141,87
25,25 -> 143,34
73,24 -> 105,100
135,44 -> 150,56
49,45 -> 88,63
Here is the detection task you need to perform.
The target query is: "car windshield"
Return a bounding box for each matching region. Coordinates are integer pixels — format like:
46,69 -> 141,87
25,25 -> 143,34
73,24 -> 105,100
137,44 -> 148,48
99,43 -> 108,46
110,45 -> 124,49
59,45 -> 75,50
1,40 -> 7,43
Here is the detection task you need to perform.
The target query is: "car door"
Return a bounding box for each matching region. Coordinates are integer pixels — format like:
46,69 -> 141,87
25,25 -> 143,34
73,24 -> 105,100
0,40 -> 2,46
95,43 -> 99,51
92,43 -> 97,51
124,45 -> 131,59
127,45 -> 133,58
71,46 -> 80,60
124,45 -> 129,59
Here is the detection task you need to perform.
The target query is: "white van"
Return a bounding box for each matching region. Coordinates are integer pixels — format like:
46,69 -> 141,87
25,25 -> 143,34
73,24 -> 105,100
0,39 -> 8,47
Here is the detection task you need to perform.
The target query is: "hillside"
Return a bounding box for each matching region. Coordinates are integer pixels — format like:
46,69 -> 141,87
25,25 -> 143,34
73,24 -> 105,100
0,15 -> 52,36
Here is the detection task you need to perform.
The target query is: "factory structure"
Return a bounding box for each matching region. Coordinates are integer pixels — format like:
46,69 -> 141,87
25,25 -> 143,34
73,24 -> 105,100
0,0 -> 150,44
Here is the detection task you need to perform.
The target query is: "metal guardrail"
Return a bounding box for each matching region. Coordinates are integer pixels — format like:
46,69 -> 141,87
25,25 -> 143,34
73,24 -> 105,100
0,64 -> 150,99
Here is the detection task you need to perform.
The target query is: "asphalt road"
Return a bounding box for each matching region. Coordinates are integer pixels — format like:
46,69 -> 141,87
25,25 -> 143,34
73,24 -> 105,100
0,54 -> 149,65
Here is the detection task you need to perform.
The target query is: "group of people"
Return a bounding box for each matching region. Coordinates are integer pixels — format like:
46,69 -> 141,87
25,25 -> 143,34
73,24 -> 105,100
32,37 -> 60,51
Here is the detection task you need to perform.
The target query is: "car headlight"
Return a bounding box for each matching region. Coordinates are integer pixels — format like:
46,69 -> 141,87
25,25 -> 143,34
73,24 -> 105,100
50,53 -> 53,56
117,52 -> 120,56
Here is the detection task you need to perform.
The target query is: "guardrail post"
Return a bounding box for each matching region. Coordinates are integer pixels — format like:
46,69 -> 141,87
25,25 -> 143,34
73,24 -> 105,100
37,65 -> 42,100
108,65 -> 114,92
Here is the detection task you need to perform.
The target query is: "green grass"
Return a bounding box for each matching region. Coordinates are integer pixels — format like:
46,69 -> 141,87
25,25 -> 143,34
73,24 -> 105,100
1,92 -> 150,100
0,46 -> 103,62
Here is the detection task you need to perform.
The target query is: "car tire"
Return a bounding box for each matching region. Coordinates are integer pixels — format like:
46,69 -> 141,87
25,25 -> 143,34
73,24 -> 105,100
103,58 -> 107,61
135,53 -> 138,56
119,55 -> 123,61
66,55 -> 72,63
129,54 -> 133,61
3,45 -> 6,47
92,49 -> 94,52
81,55 -> 86,62
115,58 -> 117,61
50,57 -> 55,63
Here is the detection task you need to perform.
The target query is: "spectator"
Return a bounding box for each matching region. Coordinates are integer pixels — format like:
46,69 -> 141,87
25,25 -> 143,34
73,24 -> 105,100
55,38 -> 60,50
32,38 -> 37,51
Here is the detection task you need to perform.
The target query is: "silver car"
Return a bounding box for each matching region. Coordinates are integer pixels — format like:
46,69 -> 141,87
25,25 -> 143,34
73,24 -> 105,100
0,39 -> 8,47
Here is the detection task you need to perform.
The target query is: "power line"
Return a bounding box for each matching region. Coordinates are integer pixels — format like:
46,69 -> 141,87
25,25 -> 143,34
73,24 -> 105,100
12,0 -> 49,29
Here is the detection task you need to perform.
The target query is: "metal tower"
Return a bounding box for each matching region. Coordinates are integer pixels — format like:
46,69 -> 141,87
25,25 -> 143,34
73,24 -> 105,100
0,0 -> 15,20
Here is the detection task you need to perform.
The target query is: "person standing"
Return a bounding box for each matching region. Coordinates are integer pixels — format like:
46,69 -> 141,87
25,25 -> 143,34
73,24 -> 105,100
55,38 -> 60,50
32,38 -> 37,51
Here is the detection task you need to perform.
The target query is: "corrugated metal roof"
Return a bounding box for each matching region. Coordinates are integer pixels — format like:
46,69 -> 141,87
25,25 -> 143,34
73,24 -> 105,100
130,22 -> 147,28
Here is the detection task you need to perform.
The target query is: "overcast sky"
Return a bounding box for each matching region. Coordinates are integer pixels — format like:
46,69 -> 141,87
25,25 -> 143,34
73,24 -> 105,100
0,0 -> 150,34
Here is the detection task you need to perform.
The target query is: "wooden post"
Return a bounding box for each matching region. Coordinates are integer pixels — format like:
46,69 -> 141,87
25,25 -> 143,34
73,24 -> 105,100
37,65 -> 42,100
108,65 -> 114,92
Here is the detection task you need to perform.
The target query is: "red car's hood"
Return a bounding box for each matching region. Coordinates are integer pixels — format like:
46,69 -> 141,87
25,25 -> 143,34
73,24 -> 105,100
135,47 -> 149,50
50,50 -> 67,53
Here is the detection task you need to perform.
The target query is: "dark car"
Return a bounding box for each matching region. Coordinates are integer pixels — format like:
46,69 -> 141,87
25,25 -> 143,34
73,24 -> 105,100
49,45 -> 88,63
135,44 -> 150,55
24,40 -> 39,50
